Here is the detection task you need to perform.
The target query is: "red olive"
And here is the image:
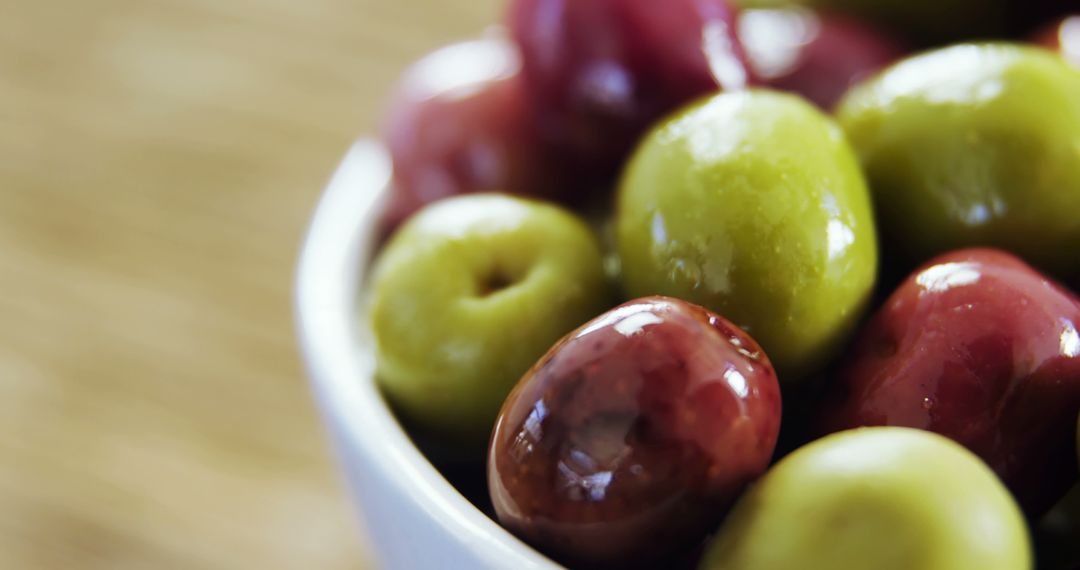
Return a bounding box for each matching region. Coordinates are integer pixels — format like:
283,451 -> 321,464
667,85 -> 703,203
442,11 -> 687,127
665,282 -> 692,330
489,296 -> 781,568
819,248 -> 1080,515
508,0 -> 748,179
379,34 -> 564,233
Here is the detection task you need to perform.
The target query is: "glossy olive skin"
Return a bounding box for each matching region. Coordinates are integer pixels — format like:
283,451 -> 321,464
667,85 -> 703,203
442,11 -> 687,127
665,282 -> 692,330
508,0 -> 748,177
370,194 -> 610,446
700,428 -> 1031,570
838,44 -> 1080,281
616,90 -> 877,382
819,248 -> 1080,515
738,7 -> 905,109
489,296 -> 781,568
380,36 -> 563,232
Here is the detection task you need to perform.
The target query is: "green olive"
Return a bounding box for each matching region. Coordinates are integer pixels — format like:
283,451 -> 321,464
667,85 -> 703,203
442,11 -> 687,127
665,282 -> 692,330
838,43 -> 1080,281
616,90 -> 877,383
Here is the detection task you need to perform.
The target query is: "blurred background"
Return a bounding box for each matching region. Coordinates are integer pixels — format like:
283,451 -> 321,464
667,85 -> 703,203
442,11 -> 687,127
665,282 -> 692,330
1,0 -> 500,567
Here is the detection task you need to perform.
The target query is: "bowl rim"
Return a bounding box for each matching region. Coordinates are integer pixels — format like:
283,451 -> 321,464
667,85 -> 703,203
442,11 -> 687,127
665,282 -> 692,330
294,139 -> 560,569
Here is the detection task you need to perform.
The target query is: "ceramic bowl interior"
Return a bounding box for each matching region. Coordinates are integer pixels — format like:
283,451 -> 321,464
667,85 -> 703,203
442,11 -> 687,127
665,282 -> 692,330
295,140 -> 560,569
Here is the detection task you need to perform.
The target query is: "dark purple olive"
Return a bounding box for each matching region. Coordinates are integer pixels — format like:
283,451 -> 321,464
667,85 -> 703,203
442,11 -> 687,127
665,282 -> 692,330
379,34 -> 564,233
508,0 -> 749,182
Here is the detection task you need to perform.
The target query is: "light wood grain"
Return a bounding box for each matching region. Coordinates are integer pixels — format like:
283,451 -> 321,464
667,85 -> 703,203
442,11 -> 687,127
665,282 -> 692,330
0,0 -> 500,567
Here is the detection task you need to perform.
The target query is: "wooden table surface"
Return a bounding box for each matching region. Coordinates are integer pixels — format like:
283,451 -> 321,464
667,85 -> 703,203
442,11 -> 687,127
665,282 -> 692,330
1,0 -> 500,567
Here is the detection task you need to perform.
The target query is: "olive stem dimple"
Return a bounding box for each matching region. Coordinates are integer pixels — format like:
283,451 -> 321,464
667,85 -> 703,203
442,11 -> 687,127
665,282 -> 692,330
476,267 -> 517,297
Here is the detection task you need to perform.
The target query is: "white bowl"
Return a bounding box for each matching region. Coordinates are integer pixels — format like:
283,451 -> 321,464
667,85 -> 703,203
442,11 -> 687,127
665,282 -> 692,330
294,140 -> 561,569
